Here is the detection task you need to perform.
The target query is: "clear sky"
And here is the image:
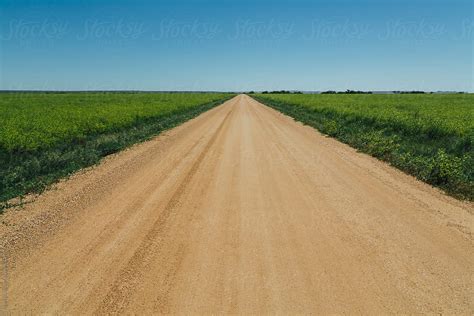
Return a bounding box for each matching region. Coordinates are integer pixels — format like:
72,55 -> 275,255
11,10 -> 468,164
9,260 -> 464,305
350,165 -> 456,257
0,0 -> 472,92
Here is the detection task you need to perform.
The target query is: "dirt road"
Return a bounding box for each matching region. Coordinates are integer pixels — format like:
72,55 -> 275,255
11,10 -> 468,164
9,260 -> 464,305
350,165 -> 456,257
1,95 -> 473,314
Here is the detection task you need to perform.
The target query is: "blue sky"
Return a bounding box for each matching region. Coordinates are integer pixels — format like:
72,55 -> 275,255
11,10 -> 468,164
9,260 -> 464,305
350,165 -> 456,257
0,0 -> 472,91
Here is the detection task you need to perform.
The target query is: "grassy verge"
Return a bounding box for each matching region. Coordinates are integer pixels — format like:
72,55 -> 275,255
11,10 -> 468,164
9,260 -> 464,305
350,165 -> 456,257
0,94 -> 233,210
251,94 -> 473,200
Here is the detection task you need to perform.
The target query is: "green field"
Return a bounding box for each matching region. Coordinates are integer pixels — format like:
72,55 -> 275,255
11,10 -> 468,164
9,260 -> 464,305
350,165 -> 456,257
0,92 -> 233,208
252,93 -> 474,199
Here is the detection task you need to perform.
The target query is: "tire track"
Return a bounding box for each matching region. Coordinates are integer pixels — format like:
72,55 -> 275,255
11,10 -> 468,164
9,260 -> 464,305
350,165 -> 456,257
95,107 -> 235,314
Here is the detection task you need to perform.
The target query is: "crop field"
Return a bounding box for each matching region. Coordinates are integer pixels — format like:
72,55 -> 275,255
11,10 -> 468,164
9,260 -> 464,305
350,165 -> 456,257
252,93 -> 474,199
0,92 -> 233,207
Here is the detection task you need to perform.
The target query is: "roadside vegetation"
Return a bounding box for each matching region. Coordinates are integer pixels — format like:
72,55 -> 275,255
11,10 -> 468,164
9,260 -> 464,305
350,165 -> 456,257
0,92 -> 234,209
251,93 -> 473,200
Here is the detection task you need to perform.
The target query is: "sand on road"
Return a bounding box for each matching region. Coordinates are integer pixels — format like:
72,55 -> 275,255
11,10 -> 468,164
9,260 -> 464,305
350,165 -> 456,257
0,94 -> 473,314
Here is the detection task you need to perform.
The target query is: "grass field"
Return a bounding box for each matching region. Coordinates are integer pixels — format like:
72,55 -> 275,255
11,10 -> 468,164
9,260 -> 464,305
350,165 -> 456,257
0,92 -> 234,208
252,93 -> 474,200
